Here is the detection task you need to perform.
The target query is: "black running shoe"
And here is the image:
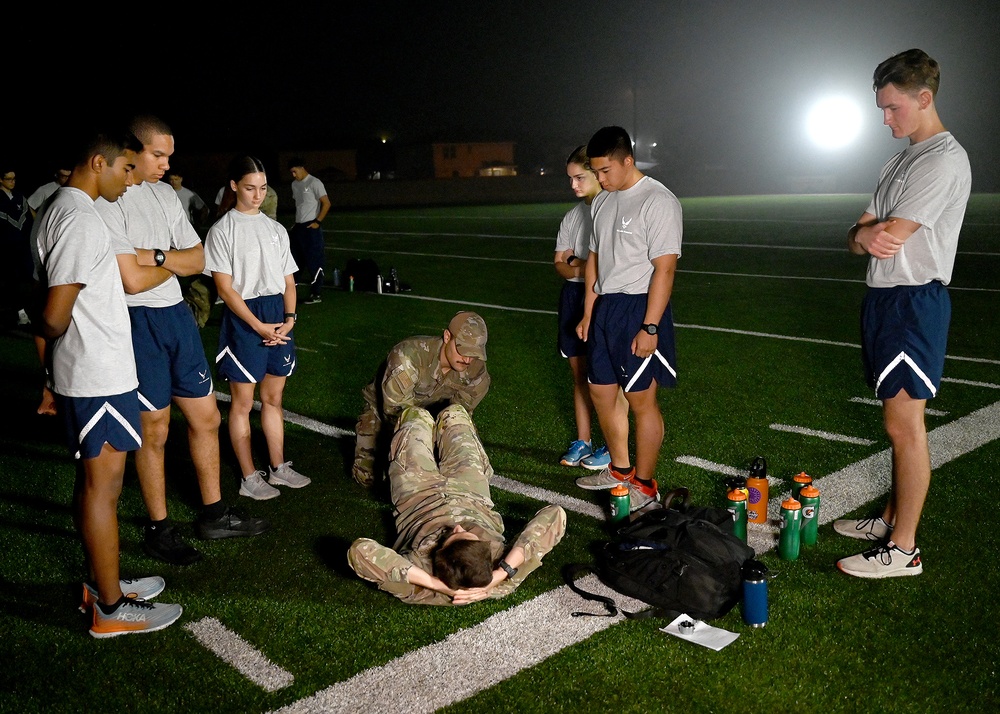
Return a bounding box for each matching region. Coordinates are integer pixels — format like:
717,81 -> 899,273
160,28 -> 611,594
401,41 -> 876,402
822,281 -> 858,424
195,507 -> 271,540
143,523 -> 203,566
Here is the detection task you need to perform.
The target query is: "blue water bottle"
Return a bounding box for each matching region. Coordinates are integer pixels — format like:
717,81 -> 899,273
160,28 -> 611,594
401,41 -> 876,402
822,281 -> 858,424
741,559 -> 770,628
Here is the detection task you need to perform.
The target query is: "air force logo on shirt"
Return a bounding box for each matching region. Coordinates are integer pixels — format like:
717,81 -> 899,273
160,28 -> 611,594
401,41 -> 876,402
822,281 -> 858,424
617,216 -> 634,237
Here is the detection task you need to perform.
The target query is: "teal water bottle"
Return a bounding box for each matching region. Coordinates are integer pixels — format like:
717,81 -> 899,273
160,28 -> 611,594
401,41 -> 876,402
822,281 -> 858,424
726,488 -> 748,542
799,484 -> 821,546
778,497 -> 801,560
609,483 -> 630,524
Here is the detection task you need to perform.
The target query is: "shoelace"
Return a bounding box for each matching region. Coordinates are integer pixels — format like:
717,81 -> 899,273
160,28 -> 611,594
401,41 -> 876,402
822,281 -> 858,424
862,543 -> 895,565
119,597 -> 155,611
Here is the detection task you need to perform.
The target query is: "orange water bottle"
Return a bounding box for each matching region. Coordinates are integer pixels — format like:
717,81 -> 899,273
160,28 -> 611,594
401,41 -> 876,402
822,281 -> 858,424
746,456 -> 769,525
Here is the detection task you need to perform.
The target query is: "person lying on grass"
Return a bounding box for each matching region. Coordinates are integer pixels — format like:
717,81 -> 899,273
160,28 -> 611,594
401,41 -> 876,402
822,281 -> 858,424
349,404 -> 566,605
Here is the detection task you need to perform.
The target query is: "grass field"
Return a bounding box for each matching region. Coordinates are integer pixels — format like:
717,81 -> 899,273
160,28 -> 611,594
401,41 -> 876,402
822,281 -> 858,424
2,193 -> 999,713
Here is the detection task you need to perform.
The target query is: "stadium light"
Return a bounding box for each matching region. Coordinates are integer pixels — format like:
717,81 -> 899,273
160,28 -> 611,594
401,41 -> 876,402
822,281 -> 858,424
806,96 -> 863,150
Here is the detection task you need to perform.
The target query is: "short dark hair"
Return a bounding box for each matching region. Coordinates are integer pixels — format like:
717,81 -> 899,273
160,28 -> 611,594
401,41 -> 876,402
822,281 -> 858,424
873,48 -> 940,96
288,156 -> 306,170
129,114 -> 173,145
433,538 -> 493,589
68,128 -> 142,169
227,155 -> 267,185
566,145 -> 590,169
587,126 -> 633,162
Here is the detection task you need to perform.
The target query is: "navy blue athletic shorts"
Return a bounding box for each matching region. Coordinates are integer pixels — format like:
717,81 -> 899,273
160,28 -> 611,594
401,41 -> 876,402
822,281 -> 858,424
587,293 -> 677,392
861,281 -> 950,400
216,294 -> 296,383
57,390 -> 142,460
129,302 -> 214,411
558,281 -> 587,358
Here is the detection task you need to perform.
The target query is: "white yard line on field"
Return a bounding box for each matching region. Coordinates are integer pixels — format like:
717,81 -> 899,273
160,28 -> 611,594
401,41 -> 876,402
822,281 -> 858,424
769,423 -> 875,445
184,617 -> 294,692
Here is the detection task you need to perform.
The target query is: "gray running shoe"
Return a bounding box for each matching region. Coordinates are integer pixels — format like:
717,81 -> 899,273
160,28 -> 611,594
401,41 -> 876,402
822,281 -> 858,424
269,461 -> 311,488
240,471 -> 281,500
80,576 -> 165,613
833,516 -> 892,541
90,598 -> 182,639
576,466 -> 628,490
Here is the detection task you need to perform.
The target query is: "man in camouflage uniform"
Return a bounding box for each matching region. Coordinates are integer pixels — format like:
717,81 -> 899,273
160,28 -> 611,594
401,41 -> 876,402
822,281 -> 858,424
348,404 -> 567,605
352,311 -> 492,487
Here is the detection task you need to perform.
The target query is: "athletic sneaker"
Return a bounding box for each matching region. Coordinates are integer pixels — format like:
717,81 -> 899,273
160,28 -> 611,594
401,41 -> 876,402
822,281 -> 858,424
240,470 -> 280,500
581,445 -> 612,470
90,597 -> 183,639
576,465 -> 630,490
80,576 -> 165,613
143,523 -> 202,566
196,507 -> 271,540
269,461 -> 312,488
834,516 -> 892,541
17,309 -> 31,326
837,541 -> 923,579
627,478 -> 659,512
302,295 -> 322,305
560,439 -> 592,467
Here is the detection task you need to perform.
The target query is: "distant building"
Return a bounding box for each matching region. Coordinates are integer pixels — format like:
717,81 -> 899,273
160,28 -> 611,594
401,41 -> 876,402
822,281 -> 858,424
432,141 -> 517,178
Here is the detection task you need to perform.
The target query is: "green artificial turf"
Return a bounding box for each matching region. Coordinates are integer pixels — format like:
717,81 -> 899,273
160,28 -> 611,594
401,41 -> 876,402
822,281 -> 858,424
2,194 -> 998,713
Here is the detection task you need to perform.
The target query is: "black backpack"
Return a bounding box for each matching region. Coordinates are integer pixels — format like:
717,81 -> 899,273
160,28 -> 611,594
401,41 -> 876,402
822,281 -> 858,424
345,257 -> 382,292
564,488 -> 756,621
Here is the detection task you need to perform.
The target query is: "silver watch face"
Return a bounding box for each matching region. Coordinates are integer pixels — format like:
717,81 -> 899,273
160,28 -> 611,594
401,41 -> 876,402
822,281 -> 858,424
644,324 -> 657,335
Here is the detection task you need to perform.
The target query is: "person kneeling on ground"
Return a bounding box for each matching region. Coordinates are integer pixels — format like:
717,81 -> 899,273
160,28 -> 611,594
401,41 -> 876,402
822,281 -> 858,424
348,404 -> 566,605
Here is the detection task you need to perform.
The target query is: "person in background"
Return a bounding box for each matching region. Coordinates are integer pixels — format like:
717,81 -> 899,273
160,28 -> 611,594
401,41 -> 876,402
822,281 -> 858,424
167,169 -> 208,227
835,49 -> 971,579
260,183 -> 278,220
553,145 -> 625,471
28,166 -> 72,217
1,165 -> 35,328
288,157 -> 329,305
204,155 -> 310,500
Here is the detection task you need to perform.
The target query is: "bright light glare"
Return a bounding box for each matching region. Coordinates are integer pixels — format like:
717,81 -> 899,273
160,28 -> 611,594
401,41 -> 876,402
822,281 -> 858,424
806,97 -> 863,149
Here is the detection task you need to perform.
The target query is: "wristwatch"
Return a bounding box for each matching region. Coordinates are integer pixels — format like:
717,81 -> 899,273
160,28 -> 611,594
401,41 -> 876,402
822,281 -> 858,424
641,323 -> 658,335
498,560 -> 518,579
284,312 -> 297,322
154,248 -> 166,267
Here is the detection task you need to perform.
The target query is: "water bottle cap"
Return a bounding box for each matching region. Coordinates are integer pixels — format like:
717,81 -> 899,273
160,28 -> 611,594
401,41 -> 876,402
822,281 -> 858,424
799,484 -> 820,498
781,497 -> 801,510
610,484 -> 629,496
793,472 -> 813,484
742,559 -> 770,579
749,456 -> 767,478
726,489 -> 747,501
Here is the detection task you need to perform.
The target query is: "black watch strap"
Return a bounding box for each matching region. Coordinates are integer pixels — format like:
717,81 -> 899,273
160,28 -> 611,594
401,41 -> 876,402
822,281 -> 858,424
498,560 -> 518,579
154,248 -> 166,266
641,323 -> 658,335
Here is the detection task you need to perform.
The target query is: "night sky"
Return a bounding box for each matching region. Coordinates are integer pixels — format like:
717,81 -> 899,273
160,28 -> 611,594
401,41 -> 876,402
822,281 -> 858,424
10,1 -> 1000,195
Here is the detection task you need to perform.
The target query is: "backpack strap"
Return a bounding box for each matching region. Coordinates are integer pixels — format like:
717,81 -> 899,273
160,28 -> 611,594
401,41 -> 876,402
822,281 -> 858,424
562,563 -> 619,617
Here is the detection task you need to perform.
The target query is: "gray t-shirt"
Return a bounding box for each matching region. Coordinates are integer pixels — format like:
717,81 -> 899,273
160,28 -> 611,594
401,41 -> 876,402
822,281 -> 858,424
555,200 -> 595,284
35,187 -> 137,397
589,176 -> 682,295
204,209 -> 298,300
291,173 -> 327,224
865,131 -> 971,288
95,180 -> 202,308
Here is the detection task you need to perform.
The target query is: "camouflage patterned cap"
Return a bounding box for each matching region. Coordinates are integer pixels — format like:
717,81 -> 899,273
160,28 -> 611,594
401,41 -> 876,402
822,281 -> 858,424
448,311 -> 488,361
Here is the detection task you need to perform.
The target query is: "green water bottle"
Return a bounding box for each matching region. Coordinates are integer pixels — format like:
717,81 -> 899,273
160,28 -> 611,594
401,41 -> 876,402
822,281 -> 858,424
799,484 -> 821,546
726,488 -> 748,542
778,497 -> 801,560
791,471 -> 813,501
609,483 -> 630,523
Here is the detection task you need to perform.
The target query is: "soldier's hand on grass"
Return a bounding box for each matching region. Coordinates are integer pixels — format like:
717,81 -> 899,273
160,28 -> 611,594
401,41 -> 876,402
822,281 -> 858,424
451,587 -> 491,605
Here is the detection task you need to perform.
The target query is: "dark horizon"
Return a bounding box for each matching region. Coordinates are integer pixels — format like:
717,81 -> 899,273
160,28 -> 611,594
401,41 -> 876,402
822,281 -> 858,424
9,1 -> 999,197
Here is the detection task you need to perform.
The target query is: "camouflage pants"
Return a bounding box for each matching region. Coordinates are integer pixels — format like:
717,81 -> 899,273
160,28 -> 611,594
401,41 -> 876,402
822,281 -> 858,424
389,404 -> 494,510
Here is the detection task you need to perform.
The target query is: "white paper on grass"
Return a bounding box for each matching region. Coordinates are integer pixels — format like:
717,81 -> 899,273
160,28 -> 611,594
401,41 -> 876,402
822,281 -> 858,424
661,614 -> 740,651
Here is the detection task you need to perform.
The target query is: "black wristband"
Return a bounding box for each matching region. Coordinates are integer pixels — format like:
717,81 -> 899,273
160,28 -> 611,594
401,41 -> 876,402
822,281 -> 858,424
498,560 -> 518,579
284,312 -> 297,322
